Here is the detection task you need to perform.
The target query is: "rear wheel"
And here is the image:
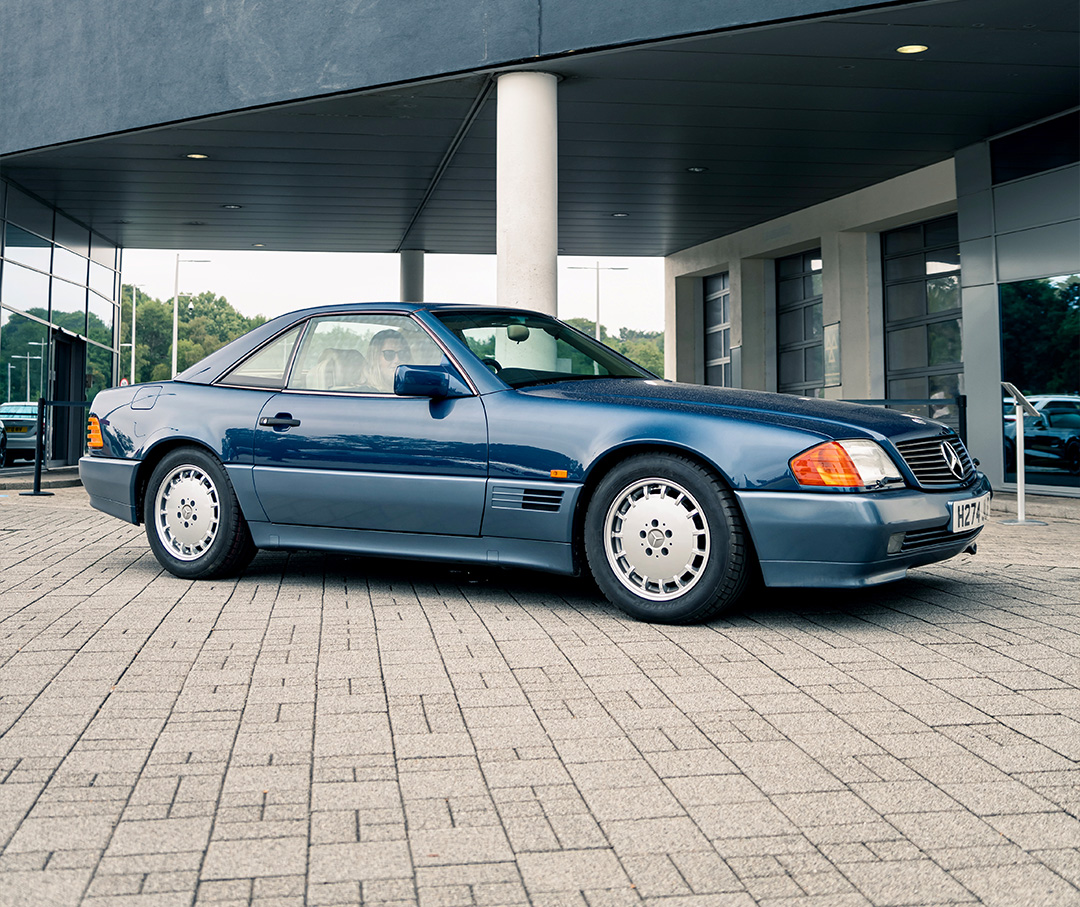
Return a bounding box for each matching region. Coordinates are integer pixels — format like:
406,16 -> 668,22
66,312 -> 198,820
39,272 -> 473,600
144,447 -> 256,579
1065,440 -> 1080,476
584,453 -> 750,623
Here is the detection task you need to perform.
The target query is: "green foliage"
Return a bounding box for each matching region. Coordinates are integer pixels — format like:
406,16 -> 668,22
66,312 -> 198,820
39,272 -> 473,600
120,288 -> 266,383
565,317 -> 665,375
1001,276 -> 1080,395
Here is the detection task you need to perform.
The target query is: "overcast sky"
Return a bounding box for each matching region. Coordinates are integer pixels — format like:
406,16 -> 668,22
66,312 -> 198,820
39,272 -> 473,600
121,250 -> 666,333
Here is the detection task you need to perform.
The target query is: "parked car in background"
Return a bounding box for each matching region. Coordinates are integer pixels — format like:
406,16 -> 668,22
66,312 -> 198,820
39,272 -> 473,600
1002,393 -> 1080,423
0,419 -> 6,468
1004,395 -> 1080,475
0,402 -> 38,467
81,303 -> 991,624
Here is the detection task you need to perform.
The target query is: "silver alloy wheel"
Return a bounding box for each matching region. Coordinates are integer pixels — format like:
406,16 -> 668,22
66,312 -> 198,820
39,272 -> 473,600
153,464 -> 221,561
603,477 -> 711,601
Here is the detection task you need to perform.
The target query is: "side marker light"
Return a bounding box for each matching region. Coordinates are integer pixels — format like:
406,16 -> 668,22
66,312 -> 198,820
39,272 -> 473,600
87,416 -> 104,449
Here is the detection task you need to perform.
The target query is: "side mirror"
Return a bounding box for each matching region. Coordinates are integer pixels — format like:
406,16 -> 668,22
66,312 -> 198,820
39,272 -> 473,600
394,364 -> 468,398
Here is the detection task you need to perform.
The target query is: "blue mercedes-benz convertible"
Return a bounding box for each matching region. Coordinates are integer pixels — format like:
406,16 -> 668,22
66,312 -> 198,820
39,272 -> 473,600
81,303 -> 991,623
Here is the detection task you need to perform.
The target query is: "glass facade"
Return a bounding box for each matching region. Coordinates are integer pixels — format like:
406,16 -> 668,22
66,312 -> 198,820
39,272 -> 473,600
776,250 -> 824,397
0,178 -> 120,465
703,272 -> 732,387
882,215 -> 964,430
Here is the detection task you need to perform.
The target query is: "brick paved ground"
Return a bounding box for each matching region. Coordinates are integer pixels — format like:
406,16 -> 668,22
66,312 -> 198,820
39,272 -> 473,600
1,486 -> 1078,907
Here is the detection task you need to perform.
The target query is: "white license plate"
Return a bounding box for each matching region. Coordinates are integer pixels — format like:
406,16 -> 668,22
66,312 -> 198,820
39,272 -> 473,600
950,493 -> 990,533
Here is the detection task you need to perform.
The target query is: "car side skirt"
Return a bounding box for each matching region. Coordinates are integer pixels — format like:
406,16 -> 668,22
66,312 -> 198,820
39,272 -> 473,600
247,521 -> 576,576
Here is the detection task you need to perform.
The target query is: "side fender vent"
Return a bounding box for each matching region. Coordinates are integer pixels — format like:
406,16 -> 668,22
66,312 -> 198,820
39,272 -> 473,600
491,485 -> 565,512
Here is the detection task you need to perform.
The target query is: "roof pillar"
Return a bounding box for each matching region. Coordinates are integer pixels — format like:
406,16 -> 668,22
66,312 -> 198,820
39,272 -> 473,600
400,249 -> 425,302
496,72 -> 558,315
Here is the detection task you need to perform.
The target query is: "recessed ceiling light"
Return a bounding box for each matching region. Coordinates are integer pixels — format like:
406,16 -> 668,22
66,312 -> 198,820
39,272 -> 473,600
611,212 -> 630,217
686,166 -> 709,173
252,243 -> 266,248
184,152 -> 210,160
221,204 -> 243,210
896,44 -> 929,54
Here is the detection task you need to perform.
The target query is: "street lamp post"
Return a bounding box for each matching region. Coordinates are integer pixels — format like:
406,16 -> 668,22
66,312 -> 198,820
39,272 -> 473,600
28,341 -> 46,400
12,354 -> 41,400
172,257 -> 209,377
566,261 -> 628,342
6,363 -> 13,403
128,284 -> 143,384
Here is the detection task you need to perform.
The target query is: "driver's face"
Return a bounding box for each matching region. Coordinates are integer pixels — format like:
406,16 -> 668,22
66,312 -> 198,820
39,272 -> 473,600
377,342 -> 408,386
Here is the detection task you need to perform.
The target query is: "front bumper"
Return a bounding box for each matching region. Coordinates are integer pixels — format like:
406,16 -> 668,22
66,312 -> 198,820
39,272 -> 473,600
735,475 -> 992,588
79,456 -> 141,523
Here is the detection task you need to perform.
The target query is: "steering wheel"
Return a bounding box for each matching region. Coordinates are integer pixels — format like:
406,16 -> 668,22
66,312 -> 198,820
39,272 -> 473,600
481,357 -> 502,374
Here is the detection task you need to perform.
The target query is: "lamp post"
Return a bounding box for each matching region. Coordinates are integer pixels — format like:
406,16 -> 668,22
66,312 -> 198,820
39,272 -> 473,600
172,257 -> 209,377
6,363 -> 13,403
127,284 -> 143,384
566,261 -> 628,342
28,341 -> 46,399
12,354 -> 41,400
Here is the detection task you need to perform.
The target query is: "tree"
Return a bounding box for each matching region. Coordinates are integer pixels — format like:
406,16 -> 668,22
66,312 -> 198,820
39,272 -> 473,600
1001,276 -> 1080,395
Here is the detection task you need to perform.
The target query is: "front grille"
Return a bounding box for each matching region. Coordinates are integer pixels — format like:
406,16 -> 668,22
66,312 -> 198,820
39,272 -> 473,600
894,434 -> 975,487
899,523 -> 981,552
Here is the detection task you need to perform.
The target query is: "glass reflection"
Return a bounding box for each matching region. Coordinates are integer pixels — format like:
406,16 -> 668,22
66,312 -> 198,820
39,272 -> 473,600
3,224 -> 51,271
1,309 -> 49,403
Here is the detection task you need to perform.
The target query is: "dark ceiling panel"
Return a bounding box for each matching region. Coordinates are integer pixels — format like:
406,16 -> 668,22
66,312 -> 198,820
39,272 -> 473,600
1,0 -> 1076,257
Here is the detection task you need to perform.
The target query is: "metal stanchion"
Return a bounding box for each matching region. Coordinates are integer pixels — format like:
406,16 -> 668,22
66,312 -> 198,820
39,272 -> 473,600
19,398 -> 53,497
1001,382 -> 1047,526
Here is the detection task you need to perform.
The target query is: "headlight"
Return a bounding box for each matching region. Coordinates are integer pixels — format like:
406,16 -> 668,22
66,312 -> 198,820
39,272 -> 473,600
790,439 -> 903,489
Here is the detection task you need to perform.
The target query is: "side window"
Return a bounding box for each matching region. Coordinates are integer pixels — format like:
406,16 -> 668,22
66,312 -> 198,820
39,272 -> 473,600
288,314 -> 442,393
218,325 -> 303,388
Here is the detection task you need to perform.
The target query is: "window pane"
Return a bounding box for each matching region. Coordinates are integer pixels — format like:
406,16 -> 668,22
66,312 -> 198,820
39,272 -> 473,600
805,303 -> 823,340
924,217 -> 959,247
888,325 -> 927,371
90,235 -> 117,268
0,262 -> 50,315
804,345 -> 824,383
86,343 -> 114,405
290,314 -> 442,393
884,226 -> 922,255
885,254 -> 924,282
3,224 -> 51,271
777,277 -> 804,307
54,215 -> 90,257
926,275 -> 960,314
6,187 -> 52,237
87,294 -> 115,346
52,246 -> 88,284
705,329 -> 727,361
887,282 -> 924,322
929,373 -> 963,423
221,325 -> 303,388
0,308 -> 50,402
51,279 -> 87,335
89,262 -> 115,299
928,318 -> 962,366
778,310 -> 802,345
779,349 -> 803,385
925,250 -> 960,275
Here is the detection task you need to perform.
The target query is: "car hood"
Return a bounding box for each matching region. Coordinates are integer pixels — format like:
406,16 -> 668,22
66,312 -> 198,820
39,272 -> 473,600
515,379 -> 951,442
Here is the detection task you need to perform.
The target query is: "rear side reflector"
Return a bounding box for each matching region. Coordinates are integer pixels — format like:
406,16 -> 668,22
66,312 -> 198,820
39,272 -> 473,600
87,416 -> 104,449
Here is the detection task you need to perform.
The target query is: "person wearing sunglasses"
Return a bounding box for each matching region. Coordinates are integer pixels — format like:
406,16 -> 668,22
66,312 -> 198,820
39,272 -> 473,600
364,329 -> 412,392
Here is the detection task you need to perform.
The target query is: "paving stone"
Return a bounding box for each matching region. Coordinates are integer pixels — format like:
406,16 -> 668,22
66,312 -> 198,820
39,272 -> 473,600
1,488 -> 1078,906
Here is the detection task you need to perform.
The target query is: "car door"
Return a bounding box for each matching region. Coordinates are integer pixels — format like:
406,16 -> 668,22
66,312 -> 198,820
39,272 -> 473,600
250,313 -> 488,535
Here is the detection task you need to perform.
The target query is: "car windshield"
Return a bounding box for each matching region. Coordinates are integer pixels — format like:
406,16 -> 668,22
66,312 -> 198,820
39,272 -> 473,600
435,310 -> 654,388
0,404 -> 36,418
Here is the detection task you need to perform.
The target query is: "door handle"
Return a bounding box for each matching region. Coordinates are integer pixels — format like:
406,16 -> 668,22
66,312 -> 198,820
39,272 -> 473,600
259,415 -> 301,428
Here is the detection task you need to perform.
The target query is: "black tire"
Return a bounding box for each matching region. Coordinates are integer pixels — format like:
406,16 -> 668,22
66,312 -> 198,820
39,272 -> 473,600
584,453 -> 750,624
1065,441 -> 1080,476
143,447 -> 257,579
0,431 -> 7,468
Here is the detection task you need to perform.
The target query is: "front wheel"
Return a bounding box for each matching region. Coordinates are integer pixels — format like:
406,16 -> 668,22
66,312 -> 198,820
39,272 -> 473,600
1065,441 -> 1080,476
144,447 -> 256,579
584,454 -> 750,623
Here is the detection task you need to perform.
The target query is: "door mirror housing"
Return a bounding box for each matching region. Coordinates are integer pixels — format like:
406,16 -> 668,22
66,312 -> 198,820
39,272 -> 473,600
394,364 -> 470,398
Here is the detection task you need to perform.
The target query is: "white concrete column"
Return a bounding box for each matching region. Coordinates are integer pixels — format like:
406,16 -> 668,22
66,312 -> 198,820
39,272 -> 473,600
496,71 -> 558,315
400,249 -> 424,302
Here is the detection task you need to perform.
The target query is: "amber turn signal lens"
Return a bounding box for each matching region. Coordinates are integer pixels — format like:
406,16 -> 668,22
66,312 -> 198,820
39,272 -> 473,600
87,416 -> 104,449
790,441 -> 862,487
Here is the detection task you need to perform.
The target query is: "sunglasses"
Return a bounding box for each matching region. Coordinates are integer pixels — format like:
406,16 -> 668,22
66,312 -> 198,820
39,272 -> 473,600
380,349 -> 407,362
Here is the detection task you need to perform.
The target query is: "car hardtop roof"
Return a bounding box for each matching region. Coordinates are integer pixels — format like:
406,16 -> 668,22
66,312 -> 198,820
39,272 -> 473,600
173,301 -> 554,384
